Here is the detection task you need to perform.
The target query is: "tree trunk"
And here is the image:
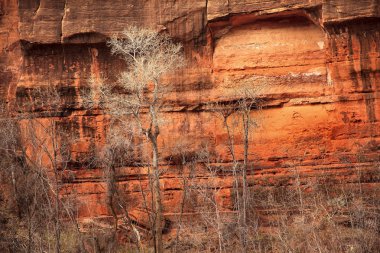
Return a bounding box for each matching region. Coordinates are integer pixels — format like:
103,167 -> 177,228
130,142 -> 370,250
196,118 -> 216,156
54,160 -> 61,252
174,161 -> 188,253
106,166 -> 119,234
241,112 -> 249,253
151,137 -> 163,253
223,117 -> 241,215
27,210 -> 32,253
54,169 -> 61,253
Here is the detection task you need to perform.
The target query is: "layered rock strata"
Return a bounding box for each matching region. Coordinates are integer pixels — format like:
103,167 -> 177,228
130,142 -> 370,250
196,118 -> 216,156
1,0 -> 379,234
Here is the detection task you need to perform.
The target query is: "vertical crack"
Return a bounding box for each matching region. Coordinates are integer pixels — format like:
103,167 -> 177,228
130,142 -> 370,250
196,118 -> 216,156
33,0 -> 41,15
60,0 -> 67,43
205,0 -> 208,20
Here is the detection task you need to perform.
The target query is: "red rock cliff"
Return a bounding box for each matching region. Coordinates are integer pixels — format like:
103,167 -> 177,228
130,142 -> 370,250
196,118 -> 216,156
1,0 -> 379,232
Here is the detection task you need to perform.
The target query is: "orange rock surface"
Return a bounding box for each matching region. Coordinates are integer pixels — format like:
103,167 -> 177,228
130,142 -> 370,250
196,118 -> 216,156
1,0 -> 379,233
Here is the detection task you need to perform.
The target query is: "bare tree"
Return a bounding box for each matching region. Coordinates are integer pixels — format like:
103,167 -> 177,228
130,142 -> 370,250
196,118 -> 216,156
212,79 -> 266,252
167,143 -> 198,253
236,82 -> 265,251
0,85 -> 87,253
20,86 -> 74,253
97,123 -> 145,252
177,145 -> 236,253
87,26 -> 184,253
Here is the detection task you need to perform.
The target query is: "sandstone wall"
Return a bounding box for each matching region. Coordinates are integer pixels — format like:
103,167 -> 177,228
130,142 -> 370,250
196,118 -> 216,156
1,0 -> 379,231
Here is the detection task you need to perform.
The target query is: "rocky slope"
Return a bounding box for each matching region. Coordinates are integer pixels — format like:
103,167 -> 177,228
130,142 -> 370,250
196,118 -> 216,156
1,0 -> 379,234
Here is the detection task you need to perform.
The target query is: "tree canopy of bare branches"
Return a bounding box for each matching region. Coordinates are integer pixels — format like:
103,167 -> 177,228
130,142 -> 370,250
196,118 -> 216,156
86,26 -> 184,253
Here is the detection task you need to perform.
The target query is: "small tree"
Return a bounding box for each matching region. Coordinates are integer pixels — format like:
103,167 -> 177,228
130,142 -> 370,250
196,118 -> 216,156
0,87 -> 84,253
88,26 -> 184,252
96,123 -> 143,252
21,86 -> 86,253
212,79 -> 266,252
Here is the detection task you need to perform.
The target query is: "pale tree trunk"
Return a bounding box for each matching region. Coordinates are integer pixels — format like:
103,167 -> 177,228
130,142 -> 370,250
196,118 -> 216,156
148,81 -> 164,253
173,163 -> 188,253
215,202 -> 223,253
223,112 -> 248,252
54,168 -> 61,253
52,134 -> 61,253
52,123 -> 61,253
241,112 -> 250,253
151,137 -> 163,253
223,117 -> 241,214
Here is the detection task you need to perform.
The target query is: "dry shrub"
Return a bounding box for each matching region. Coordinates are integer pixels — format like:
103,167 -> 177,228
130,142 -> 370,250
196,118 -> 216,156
170,165 -> 379,253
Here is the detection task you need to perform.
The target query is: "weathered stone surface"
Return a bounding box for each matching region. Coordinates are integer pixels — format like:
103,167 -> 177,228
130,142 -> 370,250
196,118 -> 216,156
323,0 -> 380,23
207,0 -> 322,21
1,0 -> 379,238
0,0 -> 22,105
18,0 -> 207,43
18,0 -> 66,43
18,0 -> 380,44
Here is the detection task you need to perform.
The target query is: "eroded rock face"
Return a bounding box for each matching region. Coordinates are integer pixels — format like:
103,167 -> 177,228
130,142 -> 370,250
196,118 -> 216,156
1,0 -> 379,234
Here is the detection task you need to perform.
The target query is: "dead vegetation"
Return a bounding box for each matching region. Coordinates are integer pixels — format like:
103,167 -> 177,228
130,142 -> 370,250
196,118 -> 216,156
171,163 -> 380,253
0,25 -> 379,253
